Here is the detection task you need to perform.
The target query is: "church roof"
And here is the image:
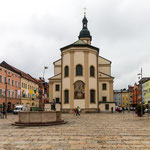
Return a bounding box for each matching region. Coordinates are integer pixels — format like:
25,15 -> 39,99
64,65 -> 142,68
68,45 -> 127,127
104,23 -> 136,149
1,61 -> 38,83
79,15 -> 92,40
60,39 -> 99,52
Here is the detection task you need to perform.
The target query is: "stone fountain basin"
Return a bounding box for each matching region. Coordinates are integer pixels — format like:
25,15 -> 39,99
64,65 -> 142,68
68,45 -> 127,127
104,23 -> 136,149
13,111 -> 66,126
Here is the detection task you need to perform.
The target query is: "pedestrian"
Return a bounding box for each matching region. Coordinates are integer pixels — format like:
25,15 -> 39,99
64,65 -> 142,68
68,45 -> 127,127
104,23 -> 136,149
77,106 -> 80,116
122,107 -> 125,113
111,107 -> 113,113
74,107 -> 77,116
52,99 -> 56,111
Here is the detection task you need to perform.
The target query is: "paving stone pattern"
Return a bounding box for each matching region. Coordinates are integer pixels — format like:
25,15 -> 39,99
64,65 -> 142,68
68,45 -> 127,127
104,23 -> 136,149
0,112 -> 150,150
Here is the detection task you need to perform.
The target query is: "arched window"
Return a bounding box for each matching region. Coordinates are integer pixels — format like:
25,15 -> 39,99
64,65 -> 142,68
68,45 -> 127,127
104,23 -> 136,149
64,66 -> 69,77
90,90 -> 95,103
90,66 -> 95,77
76,65 -> 82,76
64,90 -> 69,103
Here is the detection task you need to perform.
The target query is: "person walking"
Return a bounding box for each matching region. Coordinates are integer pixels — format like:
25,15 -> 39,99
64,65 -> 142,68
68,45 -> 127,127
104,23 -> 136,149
77,106 -> 80,116
74,107 -> 77,116
111,107 -> 113,113
52,99 -> 56,111
122,107 -> 125,113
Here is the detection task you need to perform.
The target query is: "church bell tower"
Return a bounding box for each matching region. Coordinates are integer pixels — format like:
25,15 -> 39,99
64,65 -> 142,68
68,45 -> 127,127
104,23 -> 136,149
79,11 -> 92,45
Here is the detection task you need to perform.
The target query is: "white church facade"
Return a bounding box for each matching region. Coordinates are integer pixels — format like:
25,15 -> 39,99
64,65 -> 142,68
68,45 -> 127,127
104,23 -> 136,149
49,14 -> 115,112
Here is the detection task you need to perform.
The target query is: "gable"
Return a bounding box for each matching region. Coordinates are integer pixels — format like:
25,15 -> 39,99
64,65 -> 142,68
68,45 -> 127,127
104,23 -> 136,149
98,56 -> 111,65
49,73 -> 61,80
53,59 -> 61,66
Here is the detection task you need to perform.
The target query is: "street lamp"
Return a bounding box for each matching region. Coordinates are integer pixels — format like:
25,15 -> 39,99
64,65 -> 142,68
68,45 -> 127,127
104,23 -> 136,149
43,66 -> 48,80
137,67 -> 143,116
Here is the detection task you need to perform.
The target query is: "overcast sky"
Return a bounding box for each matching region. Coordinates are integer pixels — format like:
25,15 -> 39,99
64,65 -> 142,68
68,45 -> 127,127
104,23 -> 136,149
0,0 -> 150,90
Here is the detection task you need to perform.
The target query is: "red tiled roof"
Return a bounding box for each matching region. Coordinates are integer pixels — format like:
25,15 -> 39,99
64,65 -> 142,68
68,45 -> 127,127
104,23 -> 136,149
1,61 -> 38,83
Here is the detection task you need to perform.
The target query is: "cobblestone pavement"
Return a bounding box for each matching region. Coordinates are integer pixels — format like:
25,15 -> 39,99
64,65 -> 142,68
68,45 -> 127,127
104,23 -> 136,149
1,112 -> 150,150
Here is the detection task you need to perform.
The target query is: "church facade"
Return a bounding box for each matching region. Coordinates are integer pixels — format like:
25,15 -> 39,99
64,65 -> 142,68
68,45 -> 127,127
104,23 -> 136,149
49,14 -> 115,112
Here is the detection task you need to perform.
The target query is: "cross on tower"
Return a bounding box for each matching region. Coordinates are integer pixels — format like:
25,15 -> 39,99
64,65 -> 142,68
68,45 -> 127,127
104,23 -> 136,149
84,8 -> 86,16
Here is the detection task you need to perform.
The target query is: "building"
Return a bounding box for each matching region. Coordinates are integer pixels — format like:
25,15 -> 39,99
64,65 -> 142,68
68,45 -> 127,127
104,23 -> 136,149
114,89 -> 129,108
121,89 -> 129,108
128,85 -> 133,106
113,90 -> 121,106
132,83 -> 138,107
0,63 -> 21,111
143,79 -> 150,104
49,14 -> 115,113
1,61 -> 39,107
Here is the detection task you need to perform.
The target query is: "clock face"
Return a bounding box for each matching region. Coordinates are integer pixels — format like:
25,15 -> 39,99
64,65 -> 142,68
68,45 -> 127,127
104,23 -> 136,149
74,80 -> 85,99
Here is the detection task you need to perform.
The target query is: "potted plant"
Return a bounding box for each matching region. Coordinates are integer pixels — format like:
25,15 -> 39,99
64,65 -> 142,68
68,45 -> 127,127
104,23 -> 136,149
135,103 -> 145,116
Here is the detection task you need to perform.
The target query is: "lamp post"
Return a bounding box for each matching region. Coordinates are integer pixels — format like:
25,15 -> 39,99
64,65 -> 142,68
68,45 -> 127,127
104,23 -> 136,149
137,67 -> 143,116
43,66 -> 48,80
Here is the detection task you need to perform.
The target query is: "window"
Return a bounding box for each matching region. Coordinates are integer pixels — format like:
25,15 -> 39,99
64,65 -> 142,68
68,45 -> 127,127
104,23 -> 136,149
12,80 -> 14,86
8,91 -> 10,98
76,65 -> 82,76
0,75 -> 2,82
15,91 -> 17,98
105,104 -> 109,110
90,90 -> 95,103
90,66 -> 95,77
4,77 -> 6,84
15,81 -> 17,87
55,84 -> 59,91
64,66 -> 69,77
64,90 -> 69,103
8,79 -> 10,85
102,96 -> 107,102
0,89 -> 2,97
56,98 -> 60,103
102,83 -> 107,90
18,82 -> 20,88
12,91 -> 14,98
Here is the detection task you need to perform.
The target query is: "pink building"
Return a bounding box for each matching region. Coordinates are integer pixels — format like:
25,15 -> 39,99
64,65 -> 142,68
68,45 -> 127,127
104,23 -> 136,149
0,63 -> 21,112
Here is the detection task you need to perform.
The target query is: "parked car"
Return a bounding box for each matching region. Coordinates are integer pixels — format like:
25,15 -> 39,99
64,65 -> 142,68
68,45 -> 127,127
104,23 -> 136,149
115,106 -> 118,111
13,105 -> 24,114
145,108 -> 148,113
117,107 -> 122,112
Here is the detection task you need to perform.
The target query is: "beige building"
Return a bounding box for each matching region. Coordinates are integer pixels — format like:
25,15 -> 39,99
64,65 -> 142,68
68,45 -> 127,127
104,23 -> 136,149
49,14 -> 115,112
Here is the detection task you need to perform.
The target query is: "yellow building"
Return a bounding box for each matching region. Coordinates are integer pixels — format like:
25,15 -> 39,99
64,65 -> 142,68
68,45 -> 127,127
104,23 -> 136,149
49,14 -> 115,112
121,90 -> 129,108
10,65 -> 39,107
21,76 -> 39,107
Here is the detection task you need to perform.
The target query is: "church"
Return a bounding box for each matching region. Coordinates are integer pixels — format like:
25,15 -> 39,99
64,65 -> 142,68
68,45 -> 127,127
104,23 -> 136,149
49,13 -> 115,113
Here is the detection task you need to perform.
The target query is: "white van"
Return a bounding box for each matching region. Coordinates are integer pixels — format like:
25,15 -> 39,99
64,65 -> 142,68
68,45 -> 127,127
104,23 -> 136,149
13,105 -> 24,114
